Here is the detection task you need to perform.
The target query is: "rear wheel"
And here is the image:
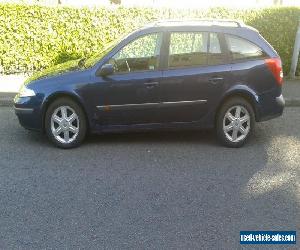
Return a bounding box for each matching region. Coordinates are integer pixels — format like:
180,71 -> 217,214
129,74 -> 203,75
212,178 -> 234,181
45,98 -> 87,149
216,97 -> 255,148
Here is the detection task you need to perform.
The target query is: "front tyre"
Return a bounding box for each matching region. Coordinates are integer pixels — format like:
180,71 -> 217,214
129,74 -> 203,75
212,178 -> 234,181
216,97 -> 255,148
45,98 -> 87,149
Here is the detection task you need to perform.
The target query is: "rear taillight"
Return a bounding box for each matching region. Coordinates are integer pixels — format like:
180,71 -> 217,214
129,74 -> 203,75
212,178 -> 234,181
264,57 -> 283,86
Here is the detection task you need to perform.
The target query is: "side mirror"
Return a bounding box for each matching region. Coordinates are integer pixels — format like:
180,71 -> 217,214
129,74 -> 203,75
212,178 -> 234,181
97,64 -> 114,77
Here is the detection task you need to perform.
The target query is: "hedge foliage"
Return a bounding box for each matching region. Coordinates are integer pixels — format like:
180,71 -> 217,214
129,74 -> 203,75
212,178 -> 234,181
0,3 -> 299,75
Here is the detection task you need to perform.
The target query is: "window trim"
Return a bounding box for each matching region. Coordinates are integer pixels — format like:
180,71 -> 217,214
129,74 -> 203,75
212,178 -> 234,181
103,32 -> 164,76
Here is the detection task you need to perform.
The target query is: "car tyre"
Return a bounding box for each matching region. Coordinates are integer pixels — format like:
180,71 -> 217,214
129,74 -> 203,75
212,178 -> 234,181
216,97 -> 255,148
45,97 -> 87,149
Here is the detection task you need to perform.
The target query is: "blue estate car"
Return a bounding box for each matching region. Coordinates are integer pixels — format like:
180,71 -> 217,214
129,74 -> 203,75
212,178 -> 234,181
14,19 -> 285,148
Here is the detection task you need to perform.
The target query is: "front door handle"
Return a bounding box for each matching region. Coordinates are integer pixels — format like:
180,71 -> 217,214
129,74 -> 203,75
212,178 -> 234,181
208,77 -> 224,84
144,81 -> 159,88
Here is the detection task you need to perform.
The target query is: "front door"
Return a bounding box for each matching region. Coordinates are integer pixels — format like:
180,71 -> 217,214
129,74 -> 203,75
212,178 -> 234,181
93,32 -> 163,125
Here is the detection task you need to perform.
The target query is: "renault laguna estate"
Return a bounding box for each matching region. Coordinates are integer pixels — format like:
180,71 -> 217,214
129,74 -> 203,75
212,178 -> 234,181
14,19 -> 285,148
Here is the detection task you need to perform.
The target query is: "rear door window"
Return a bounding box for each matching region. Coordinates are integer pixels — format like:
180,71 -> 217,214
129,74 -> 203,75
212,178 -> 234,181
168,32 -> 226,68
168,32 -> 208,68
208,33 -> 226,65
225,34 -> 266,61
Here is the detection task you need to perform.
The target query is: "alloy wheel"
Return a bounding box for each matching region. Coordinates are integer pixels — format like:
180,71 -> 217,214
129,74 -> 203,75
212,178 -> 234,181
50,106 -> 79,144
222,105 -> 250,143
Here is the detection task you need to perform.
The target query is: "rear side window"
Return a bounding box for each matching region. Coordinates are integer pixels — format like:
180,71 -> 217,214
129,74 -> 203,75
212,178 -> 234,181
225,34 -> 266,61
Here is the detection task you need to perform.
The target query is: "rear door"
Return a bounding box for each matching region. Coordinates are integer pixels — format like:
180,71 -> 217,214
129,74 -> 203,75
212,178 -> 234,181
158,31 -> 231,123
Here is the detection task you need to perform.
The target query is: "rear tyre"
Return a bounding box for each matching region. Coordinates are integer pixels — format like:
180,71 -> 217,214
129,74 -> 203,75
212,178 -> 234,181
216,97 -> 255,148
45,97 -> 87,149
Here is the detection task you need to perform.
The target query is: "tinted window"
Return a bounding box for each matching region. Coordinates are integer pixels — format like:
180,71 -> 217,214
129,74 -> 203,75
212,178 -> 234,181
225,34 -> 265,61
168,32 -> 208,68
208,33 -> 226,65
109,33 -> 162,73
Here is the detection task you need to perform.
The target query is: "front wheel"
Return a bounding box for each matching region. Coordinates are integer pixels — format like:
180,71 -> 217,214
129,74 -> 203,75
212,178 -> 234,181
45,98 -> 87,149
216,97 -> 255,148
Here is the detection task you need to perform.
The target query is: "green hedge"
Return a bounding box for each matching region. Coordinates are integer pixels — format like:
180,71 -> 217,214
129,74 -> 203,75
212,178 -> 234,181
0,4 -> 299,75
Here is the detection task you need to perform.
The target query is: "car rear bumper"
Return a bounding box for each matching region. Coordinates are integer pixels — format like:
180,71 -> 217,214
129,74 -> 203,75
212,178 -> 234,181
256,93 -> 285,122
276,94 -> 285,106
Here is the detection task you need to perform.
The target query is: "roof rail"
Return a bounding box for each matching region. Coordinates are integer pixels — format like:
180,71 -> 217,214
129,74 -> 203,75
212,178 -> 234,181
153,18 -> 244,27
198,19 -> 243,27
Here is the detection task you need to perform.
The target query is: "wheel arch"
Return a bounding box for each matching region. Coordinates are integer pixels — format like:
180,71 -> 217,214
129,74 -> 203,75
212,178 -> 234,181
215,88 -> 259,125
41,92 -> 90,132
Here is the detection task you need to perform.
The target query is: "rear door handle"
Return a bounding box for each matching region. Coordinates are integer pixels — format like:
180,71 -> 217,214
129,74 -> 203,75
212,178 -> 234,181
144,81 -> 159,88
208,77 -> 224,84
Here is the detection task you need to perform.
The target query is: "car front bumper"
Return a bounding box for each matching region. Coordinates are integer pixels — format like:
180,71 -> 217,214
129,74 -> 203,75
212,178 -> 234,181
14,95 -> 43,131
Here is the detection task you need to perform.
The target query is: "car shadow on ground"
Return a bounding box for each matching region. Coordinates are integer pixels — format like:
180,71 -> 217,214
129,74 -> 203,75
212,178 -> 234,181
85,129 -> 217,146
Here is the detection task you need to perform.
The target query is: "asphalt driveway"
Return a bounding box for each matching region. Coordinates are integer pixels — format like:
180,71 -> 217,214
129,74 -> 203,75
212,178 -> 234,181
0,107 -> 299,249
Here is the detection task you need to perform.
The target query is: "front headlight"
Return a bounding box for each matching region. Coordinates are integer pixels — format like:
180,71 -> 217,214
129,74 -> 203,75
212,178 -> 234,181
19,85 -> 36,98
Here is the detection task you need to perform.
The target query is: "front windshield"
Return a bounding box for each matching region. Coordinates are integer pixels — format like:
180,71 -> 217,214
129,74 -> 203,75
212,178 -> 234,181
84,33 -> 129,68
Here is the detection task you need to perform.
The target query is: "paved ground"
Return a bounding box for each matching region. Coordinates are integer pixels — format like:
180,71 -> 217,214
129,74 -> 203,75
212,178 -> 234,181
282,79 -> 300,101
0,107 -> 299,249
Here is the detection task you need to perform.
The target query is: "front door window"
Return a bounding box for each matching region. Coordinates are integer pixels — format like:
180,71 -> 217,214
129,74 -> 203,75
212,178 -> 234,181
109,33 -> 162,74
